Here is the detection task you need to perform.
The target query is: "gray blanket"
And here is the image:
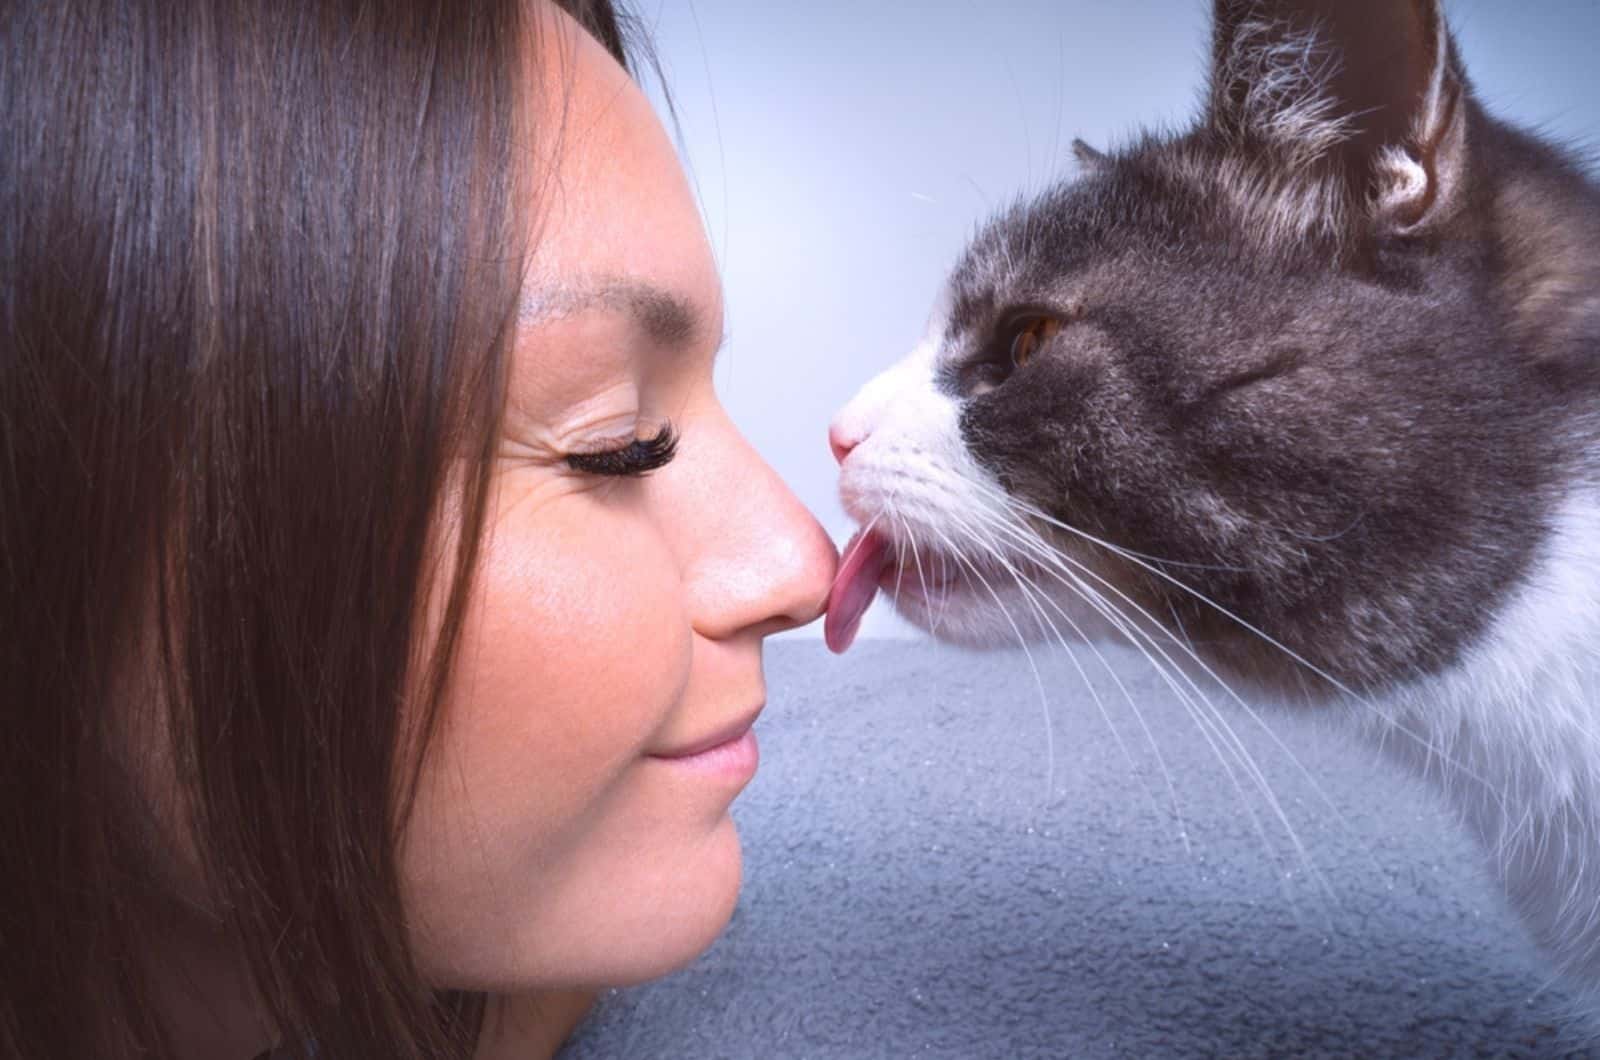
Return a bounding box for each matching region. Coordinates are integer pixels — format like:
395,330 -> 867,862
562,640 -> 1593,1059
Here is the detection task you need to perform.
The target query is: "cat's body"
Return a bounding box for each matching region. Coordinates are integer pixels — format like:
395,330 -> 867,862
828,0 -> 1600,1009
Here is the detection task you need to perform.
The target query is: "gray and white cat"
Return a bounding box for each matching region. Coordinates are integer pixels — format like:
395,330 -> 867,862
827,0 -> 1600,1010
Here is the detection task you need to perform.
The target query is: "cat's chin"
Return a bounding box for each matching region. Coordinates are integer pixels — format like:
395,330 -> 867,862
899,591 -> 1334,710
887,575 -> 1321,703
895,608 -> 1040,651
883,573 -> 1130,652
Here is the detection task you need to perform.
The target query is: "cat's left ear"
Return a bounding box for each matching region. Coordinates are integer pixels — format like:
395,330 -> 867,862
1072,138 -> 1111,172
1209,0 -> 1470,236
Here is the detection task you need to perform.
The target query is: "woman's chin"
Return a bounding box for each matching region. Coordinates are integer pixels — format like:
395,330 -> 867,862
415,816 -> 746,993
600,816 -> 747,986
605,816 -> 745,986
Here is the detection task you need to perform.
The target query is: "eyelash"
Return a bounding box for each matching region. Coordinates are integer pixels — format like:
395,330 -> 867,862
564,422 -> 680,478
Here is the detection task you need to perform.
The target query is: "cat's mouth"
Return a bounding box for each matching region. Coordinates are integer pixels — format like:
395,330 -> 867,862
824,527 -> 1042,653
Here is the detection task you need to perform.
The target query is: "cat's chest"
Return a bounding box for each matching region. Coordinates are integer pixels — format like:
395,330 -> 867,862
1351,482 -> 1600,981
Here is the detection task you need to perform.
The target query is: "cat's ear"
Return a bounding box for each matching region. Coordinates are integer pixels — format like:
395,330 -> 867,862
1072,138 -> 1110,172
1207,0 -> 1468,234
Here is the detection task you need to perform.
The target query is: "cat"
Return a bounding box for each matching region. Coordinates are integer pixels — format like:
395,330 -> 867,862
826,0 -> 1600,1013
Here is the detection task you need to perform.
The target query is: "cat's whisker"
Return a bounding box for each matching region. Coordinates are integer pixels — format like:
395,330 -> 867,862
963,510 -> 1319,884
891,514 -> 910,605
936,542 -> 956,632
1018,574 -> 1263,869
940,512 -> 1196,816
934,505 -> 1297,878
900,515 -> 937,635
983,483 -> 1510,812
923,521 -> 1058,803
1081,539 -> 1256,576
968,522 -> 1198,856
992,514 -> 1354,810
960,505 -> 1342,896
1056,562 -> 1393,893
1048,570 -> 1327,898
1000,489 -> 1364,684
938,506 -> 1174,833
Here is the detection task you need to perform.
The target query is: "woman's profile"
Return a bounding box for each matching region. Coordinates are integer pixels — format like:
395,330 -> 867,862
0,2 -> 836,1057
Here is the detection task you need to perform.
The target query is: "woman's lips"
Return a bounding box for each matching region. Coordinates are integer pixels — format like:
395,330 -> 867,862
649,727 -> 759,778
649,708 -> 763,777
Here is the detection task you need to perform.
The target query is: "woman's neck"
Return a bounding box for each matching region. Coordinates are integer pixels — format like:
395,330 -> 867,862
475,989 -> 598,1060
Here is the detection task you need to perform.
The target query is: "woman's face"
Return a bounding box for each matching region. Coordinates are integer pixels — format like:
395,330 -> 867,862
399,7 -> 837,990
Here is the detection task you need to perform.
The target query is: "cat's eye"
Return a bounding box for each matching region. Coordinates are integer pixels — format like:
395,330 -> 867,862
956,311 -> 1075,397
1008,315 -> 1063,370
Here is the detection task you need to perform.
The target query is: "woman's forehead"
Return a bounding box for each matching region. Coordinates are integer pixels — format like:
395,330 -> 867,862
523,6 -> 721,340
520,278 -> 712,352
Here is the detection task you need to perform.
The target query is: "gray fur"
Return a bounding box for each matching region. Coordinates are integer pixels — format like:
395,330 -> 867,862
944,0 -> 1600,694
830,0 -> 1600,1012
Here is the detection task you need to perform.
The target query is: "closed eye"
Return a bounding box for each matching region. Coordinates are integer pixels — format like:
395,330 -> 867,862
1210,348 -> 1302,399
565,423 -> 679,477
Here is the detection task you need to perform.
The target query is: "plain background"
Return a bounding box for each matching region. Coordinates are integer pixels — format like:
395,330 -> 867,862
637,0 -> 1600,640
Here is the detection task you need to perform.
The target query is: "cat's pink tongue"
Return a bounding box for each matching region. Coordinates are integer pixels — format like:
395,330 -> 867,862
825,529 -> 889,655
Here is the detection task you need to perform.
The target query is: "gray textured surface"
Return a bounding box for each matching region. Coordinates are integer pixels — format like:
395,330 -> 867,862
562,641 -> 1595,1059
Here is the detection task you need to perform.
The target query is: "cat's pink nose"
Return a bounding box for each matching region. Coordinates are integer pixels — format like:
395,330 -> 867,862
829,420 -> 861,465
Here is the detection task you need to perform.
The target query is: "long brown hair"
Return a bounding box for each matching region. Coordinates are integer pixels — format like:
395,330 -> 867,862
0,2 -> 638,1056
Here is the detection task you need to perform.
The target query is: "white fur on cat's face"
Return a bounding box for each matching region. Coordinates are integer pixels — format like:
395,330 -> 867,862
831,302 -> 1128,650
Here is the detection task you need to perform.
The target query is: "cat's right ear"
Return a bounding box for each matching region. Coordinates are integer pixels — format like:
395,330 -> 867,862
1207,0 -> 1469,236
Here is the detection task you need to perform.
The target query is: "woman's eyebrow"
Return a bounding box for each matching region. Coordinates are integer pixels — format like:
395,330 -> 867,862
521,278 -> 707,349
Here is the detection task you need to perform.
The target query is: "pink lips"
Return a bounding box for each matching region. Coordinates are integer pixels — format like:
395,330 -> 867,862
654,717 -> 754,760
650,712 -> 762,780
824,529 -> 890,654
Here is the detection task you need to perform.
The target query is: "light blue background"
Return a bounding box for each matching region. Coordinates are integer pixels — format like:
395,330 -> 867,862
640,0 -> 1600,639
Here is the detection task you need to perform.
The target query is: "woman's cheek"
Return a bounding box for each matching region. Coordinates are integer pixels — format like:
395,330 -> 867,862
400,492 -> 696,984
458,494 -> 691,796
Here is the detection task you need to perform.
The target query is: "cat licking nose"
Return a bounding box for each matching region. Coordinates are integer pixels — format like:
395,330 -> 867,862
830,0 -> 1600,1022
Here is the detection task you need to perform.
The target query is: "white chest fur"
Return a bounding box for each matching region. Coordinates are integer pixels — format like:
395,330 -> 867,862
1358,484 -> 1600,998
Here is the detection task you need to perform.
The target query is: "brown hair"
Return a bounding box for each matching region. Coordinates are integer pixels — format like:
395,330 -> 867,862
0,2 -> 640,1056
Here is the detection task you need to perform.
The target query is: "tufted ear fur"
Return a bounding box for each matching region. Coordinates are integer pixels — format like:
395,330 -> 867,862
1072,138 -> 1110,172
1207,0 -> 1468,235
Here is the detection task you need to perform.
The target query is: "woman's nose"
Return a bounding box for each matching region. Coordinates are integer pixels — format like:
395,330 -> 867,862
685,426 -> 839,640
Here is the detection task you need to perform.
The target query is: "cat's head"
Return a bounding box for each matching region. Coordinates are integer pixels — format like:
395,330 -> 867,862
828,0 -> 1598,694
